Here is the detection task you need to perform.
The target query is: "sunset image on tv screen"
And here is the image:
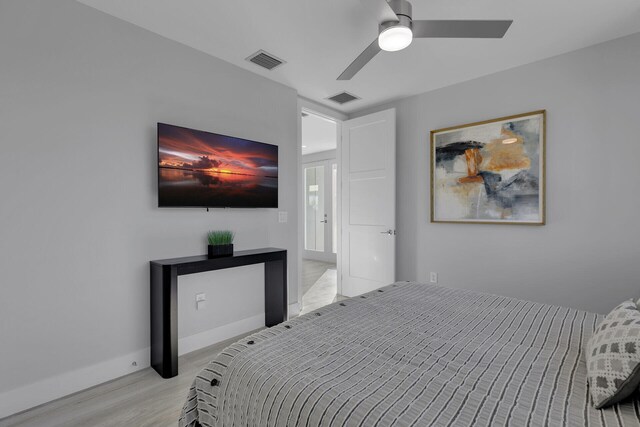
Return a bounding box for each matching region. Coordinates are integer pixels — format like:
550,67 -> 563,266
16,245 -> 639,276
158,123 -> 278,207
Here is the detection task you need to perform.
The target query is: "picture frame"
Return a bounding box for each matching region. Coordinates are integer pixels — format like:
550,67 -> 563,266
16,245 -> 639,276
430,110 -> 546,225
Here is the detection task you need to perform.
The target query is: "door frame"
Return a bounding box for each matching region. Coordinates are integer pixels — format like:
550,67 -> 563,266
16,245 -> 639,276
297,99 -> 347,313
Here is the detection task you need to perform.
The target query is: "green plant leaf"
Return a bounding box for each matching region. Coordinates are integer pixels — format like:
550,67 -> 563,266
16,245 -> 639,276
207,230 -> 234,245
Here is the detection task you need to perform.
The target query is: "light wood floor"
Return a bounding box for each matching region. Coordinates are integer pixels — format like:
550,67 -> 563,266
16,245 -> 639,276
0,330 -> 259,427
301,259 -> 341,315
301,259 -> 335,297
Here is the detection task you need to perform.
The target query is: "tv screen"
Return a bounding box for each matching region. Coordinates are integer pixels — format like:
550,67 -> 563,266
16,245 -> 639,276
157,123 -> 278,208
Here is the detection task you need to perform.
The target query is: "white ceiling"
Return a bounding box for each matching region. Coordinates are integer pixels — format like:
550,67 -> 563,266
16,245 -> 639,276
77,0 -> 640,114
302,112 -> 337,156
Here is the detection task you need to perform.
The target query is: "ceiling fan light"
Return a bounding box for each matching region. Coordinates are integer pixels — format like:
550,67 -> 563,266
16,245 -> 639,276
378,25 -> 413,52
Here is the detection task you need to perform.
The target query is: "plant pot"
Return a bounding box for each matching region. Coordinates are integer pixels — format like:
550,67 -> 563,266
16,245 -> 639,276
208,244 -> 234,258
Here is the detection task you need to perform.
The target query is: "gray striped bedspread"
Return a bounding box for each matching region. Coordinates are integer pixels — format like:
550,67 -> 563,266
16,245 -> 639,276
179,282 -> 640,426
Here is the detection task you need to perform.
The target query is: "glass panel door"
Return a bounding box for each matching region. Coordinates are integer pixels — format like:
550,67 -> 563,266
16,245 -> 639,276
304,165 -> 325,252
303,160 -> 337,263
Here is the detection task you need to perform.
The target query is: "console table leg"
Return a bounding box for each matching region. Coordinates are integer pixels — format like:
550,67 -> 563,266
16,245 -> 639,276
264,259 -> 287,327
150,264 -> 178,378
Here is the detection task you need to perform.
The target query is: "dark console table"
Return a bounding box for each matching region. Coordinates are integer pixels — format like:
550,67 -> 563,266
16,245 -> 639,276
150,247 -> 287,378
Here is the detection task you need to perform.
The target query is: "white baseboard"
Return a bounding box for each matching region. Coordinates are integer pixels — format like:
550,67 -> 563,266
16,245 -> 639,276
0,314 -> 266,420
178,313 -> 265,356
289,302 -> 300,317
0,347 -> 149,420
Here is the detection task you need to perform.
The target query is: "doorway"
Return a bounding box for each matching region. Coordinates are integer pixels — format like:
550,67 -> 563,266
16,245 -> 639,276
297,106 -> 396,314
300,109 -> 344,314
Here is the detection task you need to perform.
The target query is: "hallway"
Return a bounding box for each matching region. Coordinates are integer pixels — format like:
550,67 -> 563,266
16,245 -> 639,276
300,259 -> 345,315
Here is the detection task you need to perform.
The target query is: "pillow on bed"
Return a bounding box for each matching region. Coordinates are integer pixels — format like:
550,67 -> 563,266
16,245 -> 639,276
585,300 -> 640,409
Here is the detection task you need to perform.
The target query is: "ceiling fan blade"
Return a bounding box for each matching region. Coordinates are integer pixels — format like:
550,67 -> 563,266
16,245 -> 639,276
337,39 -> 381,80
412,20 -> 513,38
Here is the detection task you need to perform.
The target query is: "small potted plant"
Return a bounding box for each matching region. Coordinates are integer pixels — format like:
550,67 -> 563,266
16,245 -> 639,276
207,230 -> 234,258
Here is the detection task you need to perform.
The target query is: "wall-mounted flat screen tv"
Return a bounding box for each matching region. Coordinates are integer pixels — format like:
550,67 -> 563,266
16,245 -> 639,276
158,123 -> 278,208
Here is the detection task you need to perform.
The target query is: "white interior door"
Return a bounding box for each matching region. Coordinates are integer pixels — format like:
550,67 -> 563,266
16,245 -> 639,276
340,109 -> 396,297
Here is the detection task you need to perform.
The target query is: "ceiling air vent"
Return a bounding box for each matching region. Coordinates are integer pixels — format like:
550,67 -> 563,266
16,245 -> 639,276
246,50 -> 285,71
327,92 -> 360,105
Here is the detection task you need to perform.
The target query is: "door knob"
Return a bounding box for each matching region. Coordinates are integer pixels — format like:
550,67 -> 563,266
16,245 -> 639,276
380,229 -> 395,235
320,220 -> 328,223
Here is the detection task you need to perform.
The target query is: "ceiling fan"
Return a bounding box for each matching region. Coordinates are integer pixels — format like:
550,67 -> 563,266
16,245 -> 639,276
337,0 -> 513,80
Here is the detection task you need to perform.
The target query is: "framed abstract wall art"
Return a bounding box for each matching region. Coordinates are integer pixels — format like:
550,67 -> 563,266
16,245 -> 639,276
430,110 -> 545,225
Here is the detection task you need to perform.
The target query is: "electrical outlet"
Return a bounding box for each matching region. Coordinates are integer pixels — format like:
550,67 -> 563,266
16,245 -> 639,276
196,293 -> 207,310
430,272 -> 438,284
278,211 -> 288,223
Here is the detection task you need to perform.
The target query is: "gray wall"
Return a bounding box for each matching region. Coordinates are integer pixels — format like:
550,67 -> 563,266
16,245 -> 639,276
0,0 -> 298,403
302,149 -> 337,164
352,32 -> 640,314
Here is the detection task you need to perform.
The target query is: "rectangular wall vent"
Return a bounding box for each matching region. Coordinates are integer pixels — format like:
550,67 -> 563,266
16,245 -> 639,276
246,50 -> 285,70
327,92 -> 360,105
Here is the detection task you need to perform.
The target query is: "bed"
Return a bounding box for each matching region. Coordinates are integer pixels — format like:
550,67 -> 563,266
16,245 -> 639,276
179,282 -> 640,426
